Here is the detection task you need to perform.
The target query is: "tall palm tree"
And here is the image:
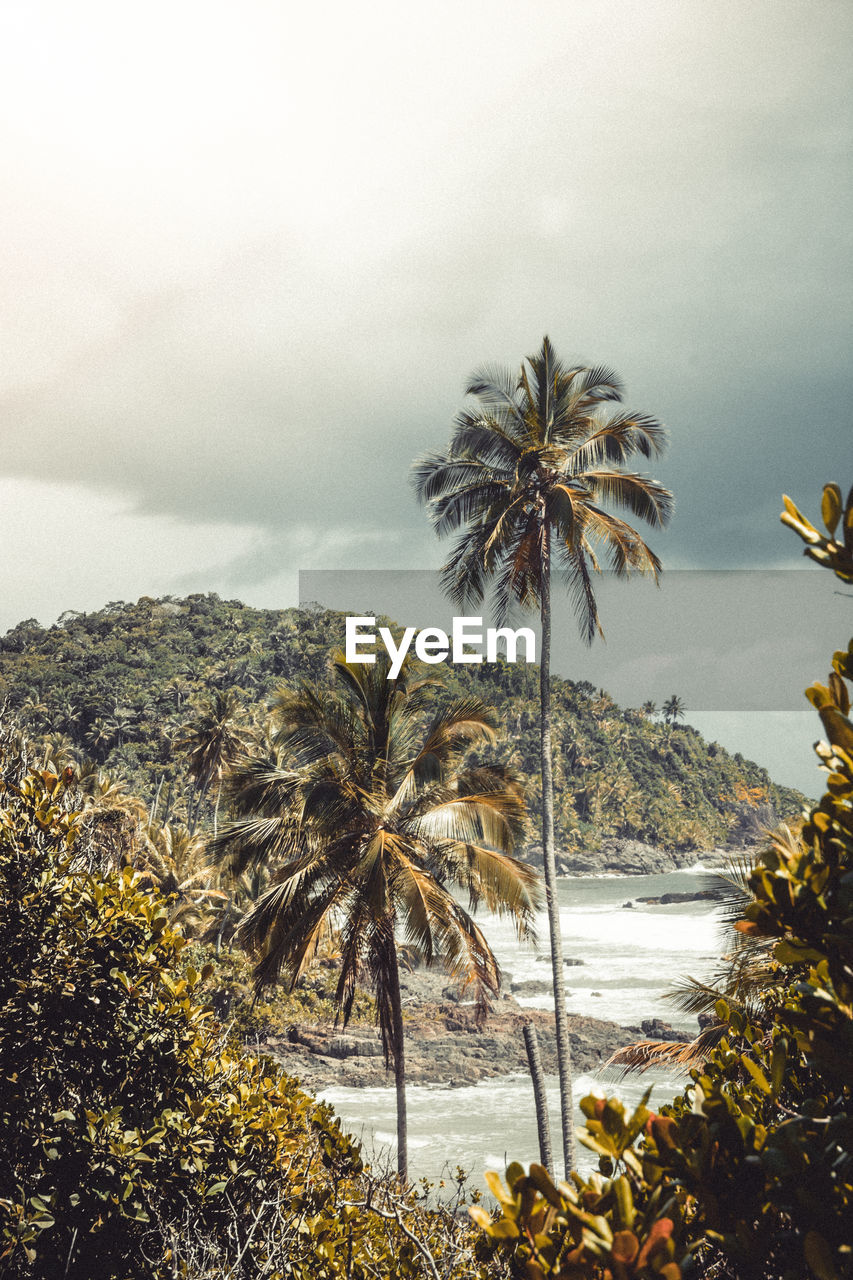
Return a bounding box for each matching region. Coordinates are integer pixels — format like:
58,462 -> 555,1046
215,653 -> 540,1182
412,336 -> 673,1174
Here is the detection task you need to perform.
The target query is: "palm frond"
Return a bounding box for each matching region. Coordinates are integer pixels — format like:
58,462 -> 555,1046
568,364 -> 624,404
430,902 -> 501,1021
432,479 -> 514,541
604,1024 -> 726,1080
579,506 -> 663,578
558,546 -> 602,646
583,470 -> 674,530
440,841 -> 540,934
237,865 -> 342,991
211,813 -> 305,876
447,413 -> 523,468
464,364 -> 527,436
440,526 -> 493,609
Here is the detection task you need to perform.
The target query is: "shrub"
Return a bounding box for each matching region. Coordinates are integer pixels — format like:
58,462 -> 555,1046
0,767 -> 369,1276
0,762 -> 497,1278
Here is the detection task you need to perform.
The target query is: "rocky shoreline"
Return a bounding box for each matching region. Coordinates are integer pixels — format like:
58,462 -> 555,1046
262,966 -> 690,1093
260,857 -> 723,1093
519,836 -> 752,878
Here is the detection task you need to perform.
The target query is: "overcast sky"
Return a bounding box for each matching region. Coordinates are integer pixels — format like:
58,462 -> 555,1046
1,0 -> 850,791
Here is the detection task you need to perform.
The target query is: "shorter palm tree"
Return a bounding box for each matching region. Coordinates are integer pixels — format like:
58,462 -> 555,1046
663,694 -> 686,732
140,821 -> 226,935
215,653 -> 541,1182
176,689 -> 251,835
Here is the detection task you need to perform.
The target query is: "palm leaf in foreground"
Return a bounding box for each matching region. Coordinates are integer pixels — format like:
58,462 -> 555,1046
606,839 -> 793,1080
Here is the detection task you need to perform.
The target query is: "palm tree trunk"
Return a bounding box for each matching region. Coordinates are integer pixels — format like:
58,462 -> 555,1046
522,1021 -> 553,1175
188,779 -> 209,835
214,779 -> 222,840
539,522 -> 576,1176
387,941 -> 408,1184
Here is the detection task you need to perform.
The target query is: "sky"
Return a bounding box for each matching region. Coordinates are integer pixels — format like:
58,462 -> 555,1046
0,0 -> 850,793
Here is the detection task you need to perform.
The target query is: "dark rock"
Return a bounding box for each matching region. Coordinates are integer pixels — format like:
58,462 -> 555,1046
263,998 -> 632,1092
636,890 -> 718,905
515,837 -> 736,878
326,1035 -> 385,1059
510,980 -> 551,996
640,1018 -> 691,1043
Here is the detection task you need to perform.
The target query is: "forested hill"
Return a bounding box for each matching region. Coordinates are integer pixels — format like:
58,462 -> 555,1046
0,592 -> 808,854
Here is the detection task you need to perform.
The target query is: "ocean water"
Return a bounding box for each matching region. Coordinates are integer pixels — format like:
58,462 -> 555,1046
318,868 -> 725,1188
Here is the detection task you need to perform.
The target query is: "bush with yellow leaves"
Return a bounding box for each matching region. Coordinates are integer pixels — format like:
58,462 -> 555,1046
474,484 -> 853,1280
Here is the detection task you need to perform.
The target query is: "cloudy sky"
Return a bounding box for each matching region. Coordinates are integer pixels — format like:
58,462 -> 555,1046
1,0 -> 850,790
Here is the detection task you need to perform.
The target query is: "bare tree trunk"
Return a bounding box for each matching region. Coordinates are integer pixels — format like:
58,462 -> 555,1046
151,774 -> 164,827
387,942 -> 408,1184
523,1021 -> 553,1175
539,523 -> 576,1176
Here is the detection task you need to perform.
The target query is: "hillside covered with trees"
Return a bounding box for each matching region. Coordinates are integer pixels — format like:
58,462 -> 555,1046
0,593 -> 807,857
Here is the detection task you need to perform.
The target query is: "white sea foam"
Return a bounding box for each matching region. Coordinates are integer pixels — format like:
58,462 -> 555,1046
573,1073 -> 605,1097
320,871 -> 720,1193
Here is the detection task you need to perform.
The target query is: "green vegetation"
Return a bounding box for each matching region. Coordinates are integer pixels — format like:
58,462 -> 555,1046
0,731 -> 504,1279
474,482 -> 853,1279
216,650 -> 540,1182
413,336 -> 674,1176
180,941 -> 376,1047
0,593 -> 805,861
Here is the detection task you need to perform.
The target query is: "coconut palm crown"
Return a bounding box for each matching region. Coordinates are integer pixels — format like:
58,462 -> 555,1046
215,652 -> 540,1182
412,336 -> 674,1175
412,336 -> 673,633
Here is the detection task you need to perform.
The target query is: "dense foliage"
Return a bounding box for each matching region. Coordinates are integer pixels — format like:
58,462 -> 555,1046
0,741 -> 503,1279
475,483 -> 853,1279
0,593 -> 805,855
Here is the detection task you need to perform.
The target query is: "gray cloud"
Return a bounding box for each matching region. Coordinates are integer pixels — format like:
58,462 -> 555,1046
0,0 -> 850,588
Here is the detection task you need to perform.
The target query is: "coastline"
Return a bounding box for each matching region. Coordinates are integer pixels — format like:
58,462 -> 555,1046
262,965 -> 689,1094
518,837 -> 752,878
